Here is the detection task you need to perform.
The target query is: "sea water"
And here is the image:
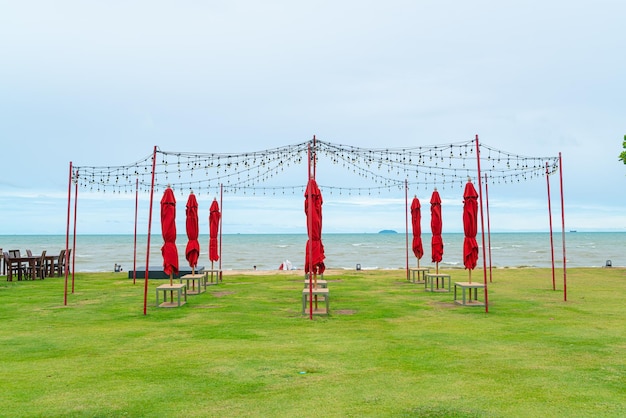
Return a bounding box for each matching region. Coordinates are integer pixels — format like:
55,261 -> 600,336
1,232 -> 624,272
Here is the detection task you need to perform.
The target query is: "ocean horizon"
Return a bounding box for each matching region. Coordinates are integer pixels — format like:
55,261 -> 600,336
1,232 -> 624,273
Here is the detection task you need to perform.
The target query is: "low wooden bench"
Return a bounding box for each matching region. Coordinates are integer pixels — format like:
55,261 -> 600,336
304,279 -> 328,288
304,273 -> 324,280
302,288 -> 330,315
180,273 -> 206,295
409,267 -> 429,283
425,273 -> 451,292
205,269 -> 222,285
156,283 -> 187,308
454,282 -> 485,306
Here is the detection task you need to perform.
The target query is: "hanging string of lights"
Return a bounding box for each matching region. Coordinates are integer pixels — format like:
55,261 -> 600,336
71,139 -> 560,195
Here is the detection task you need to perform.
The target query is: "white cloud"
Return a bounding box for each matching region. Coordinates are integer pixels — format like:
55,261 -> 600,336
1,0 -> 625,234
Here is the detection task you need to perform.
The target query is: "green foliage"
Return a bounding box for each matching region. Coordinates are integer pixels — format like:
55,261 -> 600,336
2,268 -> 626,416
620,134 -> 626,164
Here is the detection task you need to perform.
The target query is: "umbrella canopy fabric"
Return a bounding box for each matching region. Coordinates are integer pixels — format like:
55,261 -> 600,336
430,189 -> 444,263
463,181 -> 479,270
304,178 -> 325,275
209,199 -> 221,262
410,196 -> 424,260
185,193 -> 200,269
160,187 -> 179,276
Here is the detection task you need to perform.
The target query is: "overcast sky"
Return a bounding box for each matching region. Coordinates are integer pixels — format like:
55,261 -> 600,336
1,0 -> 625,235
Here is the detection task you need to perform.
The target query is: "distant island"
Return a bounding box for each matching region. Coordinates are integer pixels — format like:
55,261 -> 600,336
378,230 -> 398,234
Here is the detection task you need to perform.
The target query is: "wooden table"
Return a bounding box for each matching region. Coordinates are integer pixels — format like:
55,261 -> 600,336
425,273 -> 451,292
302,288 -> 330,315
156,283 -> 187,308
205,269 -> 222,285
409,267 -> 429,283
454,282 -> 485,306
180,273 -> 206,295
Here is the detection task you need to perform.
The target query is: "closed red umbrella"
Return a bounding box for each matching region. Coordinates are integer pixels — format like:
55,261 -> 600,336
410,196 -> 424,267
185,192 -> 200,274
430,189 -> 443,273
463,180 -> 479,282
304,178 -> 325,277
209,198 -> 221,263
161,186 -> 178,284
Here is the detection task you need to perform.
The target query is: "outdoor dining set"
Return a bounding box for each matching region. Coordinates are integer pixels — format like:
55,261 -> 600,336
1,249 -> 71,281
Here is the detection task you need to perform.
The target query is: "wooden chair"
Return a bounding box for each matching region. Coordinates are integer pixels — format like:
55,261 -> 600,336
23,250 -> 34,279
26,251 -> 47,280
9,250 -> 28,275
3,251 -> 23,281
63,248 -> 72,275
53,249 -> 70,277
52,250 -> 64,277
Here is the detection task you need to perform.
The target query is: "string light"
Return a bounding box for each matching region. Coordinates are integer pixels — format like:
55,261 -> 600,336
71,139 -> 560,196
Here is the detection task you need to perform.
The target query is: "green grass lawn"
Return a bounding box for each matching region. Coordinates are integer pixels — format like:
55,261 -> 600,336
1,268 -> 625,417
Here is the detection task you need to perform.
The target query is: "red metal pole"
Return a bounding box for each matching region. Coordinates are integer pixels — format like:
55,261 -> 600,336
559,153 -> 567,301
71,172 -> 78,293
306,140 -> 315,319
474,135 -> 489,313
405,179 -> 409,280
219,183 -> 223,281
64,162 -> 72,306
133,177 -> 139,285
484,173 -> 493,283
546,163 -> 556,290
143,146 -> 158,315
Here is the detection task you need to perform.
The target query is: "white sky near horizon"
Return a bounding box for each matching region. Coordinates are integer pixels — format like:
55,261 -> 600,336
1,0 -> 625,235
